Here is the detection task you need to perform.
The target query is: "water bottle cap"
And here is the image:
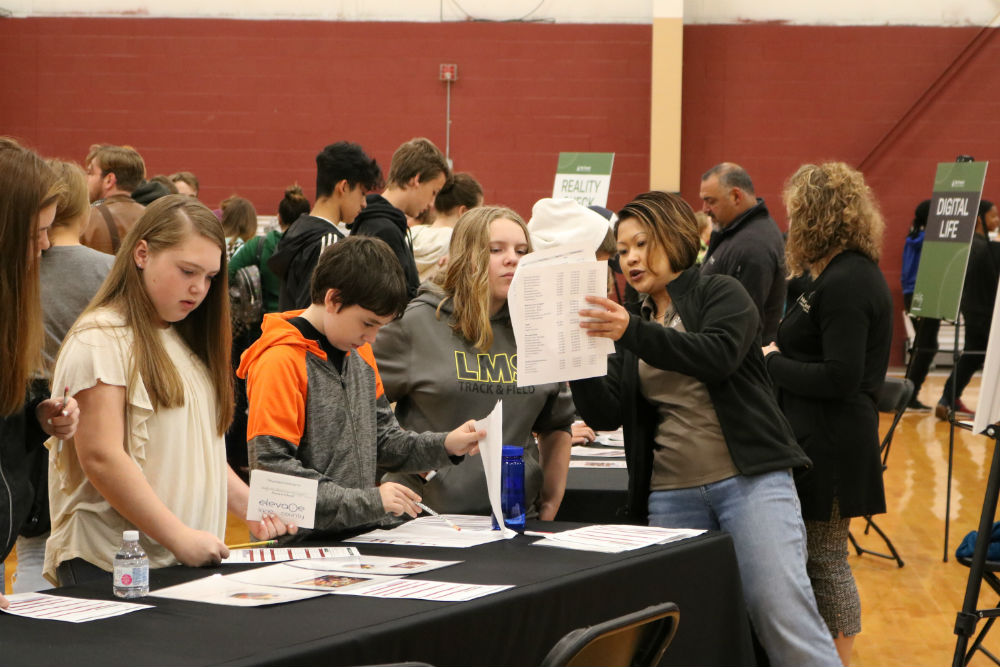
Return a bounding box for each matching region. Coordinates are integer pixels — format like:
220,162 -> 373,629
123,530 -> 140,542
501,445 -> 523,457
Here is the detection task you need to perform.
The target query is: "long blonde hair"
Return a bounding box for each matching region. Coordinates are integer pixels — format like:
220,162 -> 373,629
437,206 -> 531,352
74,195 -> 234,435
0,138 -> 61,416
783,162 -> 884,277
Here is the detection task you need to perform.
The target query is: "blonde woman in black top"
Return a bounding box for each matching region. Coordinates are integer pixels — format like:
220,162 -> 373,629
764,162 -> 892,666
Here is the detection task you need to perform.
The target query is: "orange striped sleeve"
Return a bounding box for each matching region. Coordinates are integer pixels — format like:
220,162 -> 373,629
355,344 -> 384,400
245,342 -> 309,446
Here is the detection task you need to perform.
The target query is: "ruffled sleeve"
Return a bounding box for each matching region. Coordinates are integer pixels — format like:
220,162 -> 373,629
47,309 -> 155,490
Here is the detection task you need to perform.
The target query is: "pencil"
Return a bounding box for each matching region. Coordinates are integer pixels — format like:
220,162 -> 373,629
227,539 -> 278,549
416,502 -> 461,531
61,386 -> 69,417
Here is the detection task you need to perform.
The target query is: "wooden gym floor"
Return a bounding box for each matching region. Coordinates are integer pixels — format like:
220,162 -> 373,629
5,369 -> 1000,666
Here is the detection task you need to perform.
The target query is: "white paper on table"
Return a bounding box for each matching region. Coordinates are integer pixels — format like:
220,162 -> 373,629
150,574 -> 326,606
287,554 -> 460,576
221,545 -> 359,564
1,593 -> 152,623
593,428 -> 625,447
570,445 -> 626,458
345,515 -> 508,548
569,460 -> 628,469
509,258 -> 614,387
330,578 -> 513,602
226,563 -> 395,592
246,469 -> 318,529
533,525 -> 705,553
475,400 -> 517,538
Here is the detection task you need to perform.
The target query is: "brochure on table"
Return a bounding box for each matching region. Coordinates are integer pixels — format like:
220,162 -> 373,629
345,515 -> 508,548
150,573 -> 326,607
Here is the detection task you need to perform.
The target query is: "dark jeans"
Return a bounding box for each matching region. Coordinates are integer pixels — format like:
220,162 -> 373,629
56,558 -> 108,586
940,315 -> 990,407
903,292 -> 940,397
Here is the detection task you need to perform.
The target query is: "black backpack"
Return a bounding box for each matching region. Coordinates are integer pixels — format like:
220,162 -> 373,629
230,238 -> 266,336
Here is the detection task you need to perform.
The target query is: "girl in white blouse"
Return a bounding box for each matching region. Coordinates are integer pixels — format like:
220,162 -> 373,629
45,195 -> 291,585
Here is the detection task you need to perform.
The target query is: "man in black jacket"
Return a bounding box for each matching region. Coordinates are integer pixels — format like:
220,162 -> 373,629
699,162 -> 786,343
269,142 -> 382,311
350,137 -> 450,299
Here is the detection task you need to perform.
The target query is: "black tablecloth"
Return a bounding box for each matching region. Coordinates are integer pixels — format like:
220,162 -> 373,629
557,458 -> 630,523
1,525 -> 753,667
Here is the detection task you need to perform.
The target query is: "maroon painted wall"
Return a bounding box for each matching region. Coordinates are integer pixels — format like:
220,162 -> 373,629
4,18 -> 1000,362
0,18 -> 650,219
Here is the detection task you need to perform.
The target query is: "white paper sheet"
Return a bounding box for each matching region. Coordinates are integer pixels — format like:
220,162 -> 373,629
345,515 -> 508,548
974,284 -> 1000,433
150,574 -> 326,606
593,428 -> 625,447
330,578 -> 512,602
533,525 -> 705,553
226,563 -> 394,592
1,593 -> 152,623
507,246 -> 614,386
570,445 -> 626,458
221,546 -> 359,564
246,469 -> 318,529
286,555 -> 460,576
568,460 -> 628,469
475,400 -> 517,538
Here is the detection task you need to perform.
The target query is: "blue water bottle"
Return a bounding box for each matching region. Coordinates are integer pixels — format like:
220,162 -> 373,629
492,445 -> 526,533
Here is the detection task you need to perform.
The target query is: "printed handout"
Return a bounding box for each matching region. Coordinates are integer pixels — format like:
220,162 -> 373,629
534,524 -> 705,553
246,469 -> 318,529
287,555 -> 460,576
1,593 -> 151,623
569,460 -> 627,469
507,242 -> 614,386
570,445 -> 626,458
150,574 -> 326,607
226,563 -> 393,593
221,546 -> 360,564
329,578 -> 513,602
346,515 -> 508,548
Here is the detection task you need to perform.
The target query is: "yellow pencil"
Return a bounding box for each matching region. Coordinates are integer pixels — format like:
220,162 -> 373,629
227,539 -> 278,549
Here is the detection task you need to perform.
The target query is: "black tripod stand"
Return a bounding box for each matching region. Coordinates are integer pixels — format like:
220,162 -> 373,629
953,423 -> 1000,666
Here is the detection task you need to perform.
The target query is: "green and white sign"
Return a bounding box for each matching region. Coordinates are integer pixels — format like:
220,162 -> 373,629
911,161 -> 989,321
552,152 -> 615,207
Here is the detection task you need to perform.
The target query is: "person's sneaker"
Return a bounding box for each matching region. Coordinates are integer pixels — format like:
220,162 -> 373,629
907,398 -> 933,412
935,402 -> 950,421
954,399 -> 975,419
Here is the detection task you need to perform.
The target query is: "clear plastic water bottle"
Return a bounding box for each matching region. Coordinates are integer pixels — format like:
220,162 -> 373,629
113,530 -> 149,598
492,445 -> 526,533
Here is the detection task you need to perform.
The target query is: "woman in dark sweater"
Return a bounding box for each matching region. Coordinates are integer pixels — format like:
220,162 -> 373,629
0,138 -> 80,607
764,162 -> 891,665
571,191 -> 839,667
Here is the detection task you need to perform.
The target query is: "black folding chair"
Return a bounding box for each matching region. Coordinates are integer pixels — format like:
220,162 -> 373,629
539,601 -> 679,667
847,376 -> 913,568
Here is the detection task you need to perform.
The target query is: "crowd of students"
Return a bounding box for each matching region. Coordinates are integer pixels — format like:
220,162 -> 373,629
1,131 -> 908,667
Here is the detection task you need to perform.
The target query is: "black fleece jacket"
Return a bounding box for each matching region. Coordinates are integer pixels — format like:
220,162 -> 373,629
350,194 -> 420,299
268,214 -> 346,311
570,267 -> 810,522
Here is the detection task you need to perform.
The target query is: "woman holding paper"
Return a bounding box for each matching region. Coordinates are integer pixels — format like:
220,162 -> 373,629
569,191 -> 840,667
763,163 -> 891,665
0,139 -> 81,608
45,195 -> 293,586
375,206 -> 574,519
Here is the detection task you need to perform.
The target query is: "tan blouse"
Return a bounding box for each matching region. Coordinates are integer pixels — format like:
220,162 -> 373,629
44,308 -> 227,584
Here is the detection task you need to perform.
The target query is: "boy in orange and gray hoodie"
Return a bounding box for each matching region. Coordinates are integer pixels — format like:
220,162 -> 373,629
238,236 -> 482,536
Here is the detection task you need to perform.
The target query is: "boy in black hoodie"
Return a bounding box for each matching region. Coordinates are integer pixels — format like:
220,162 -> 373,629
350,137 -> 450,299
269,142 -> 382,311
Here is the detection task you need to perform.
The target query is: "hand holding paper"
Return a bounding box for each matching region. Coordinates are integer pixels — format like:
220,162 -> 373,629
578,295 -> 630,341
247,470 -> 318,530
444,419 -> 484,456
